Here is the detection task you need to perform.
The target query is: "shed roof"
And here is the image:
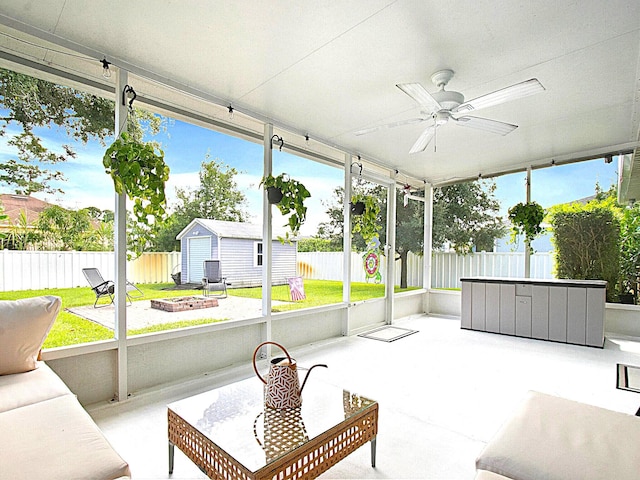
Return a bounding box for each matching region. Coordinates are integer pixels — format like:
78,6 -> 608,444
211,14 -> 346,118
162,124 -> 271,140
176,218 -> 294,242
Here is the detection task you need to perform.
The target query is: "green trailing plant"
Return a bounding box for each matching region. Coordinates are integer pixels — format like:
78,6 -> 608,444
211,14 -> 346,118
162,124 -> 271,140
103,131 -> 170,258
260,173 -> 311,242
351,193 -> 381,245
508,201 -> 545,252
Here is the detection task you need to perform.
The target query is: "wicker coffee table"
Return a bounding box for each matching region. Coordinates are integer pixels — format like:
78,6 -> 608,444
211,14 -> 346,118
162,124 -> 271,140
168,377 -> 378,480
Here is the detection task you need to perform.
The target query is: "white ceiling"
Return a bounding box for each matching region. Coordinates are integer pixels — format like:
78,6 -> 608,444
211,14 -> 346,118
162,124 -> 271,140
0,1 -> 639,188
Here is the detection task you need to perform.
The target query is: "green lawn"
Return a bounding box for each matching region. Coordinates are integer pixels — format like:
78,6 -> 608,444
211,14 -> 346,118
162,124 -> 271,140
0,280 -> 418,348
232,280 -> 416,311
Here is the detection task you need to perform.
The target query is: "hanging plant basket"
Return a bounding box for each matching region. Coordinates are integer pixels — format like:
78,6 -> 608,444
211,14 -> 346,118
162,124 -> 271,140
507,201 -> 545,252
351,193 -> 381,244
260,173 -> 311,242
350,201 -> 365,215
267,186 -> 284,204
102,131 -> 170,259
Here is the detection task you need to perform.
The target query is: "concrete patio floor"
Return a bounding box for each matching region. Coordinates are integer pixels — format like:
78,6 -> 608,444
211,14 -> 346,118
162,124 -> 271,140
88,314 -> 640,479
67,295 -> 289,330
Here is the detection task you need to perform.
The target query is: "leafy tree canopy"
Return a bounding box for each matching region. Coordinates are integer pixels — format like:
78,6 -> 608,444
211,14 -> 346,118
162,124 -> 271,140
317,179 -> 505,286
0,67 -> 163,196
151,156 -> 249,252
433,180 -> 506,254
297,237 -> 339,252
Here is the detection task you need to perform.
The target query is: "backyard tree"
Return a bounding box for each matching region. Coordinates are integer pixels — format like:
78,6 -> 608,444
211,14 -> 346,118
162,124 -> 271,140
318,179 -> 505,286
0,67 -> 168,256
0,67 -> 163,195
34,204 -> 115,251
151,156 -> 248,251
432,180 -> 506,253
36,205 -> 92,251
0,68 -> 164,195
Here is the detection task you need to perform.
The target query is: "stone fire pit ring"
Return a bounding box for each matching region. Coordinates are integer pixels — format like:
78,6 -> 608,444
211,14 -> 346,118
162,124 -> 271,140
150,296 -> 218,312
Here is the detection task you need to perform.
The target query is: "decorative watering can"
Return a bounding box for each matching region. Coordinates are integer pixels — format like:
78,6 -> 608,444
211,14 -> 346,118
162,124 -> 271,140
252,341 -> 327,409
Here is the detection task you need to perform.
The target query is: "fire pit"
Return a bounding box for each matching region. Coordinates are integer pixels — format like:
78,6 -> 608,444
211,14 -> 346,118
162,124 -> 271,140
150,296 -> 218,312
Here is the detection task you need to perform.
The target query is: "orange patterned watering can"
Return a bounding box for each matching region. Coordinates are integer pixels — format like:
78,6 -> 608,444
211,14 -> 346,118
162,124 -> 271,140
252,341 -> 327,409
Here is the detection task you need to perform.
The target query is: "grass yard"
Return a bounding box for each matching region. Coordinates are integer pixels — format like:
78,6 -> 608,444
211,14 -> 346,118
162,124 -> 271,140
0,280 -> 419,348
232,280 -> 417,312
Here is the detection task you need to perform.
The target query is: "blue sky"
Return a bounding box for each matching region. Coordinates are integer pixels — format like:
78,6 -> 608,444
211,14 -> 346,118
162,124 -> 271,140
0,115 -> 619,235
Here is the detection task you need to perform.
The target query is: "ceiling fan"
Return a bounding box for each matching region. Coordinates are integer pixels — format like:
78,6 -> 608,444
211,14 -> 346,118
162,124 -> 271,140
356,69 -> 545,154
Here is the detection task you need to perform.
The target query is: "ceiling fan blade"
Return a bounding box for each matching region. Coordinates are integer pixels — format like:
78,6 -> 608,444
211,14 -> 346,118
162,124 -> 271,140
354,117 -> 427,136
453,115 -> 518,135
396,83 -> 442,113
452,78 -> 544,114
409,125 -> 436,154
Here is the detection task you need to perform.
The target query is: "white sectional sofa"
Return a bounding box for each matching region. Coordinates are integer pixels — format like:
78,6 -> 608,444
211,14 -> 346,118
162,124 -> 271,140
475,391 -> 640,480
0,296 -> 131,480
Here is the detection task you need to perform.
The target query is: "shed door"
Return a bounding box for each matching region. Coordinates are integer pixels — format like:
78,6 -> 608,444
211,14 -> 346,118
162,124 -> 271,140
188,237 -> 211,283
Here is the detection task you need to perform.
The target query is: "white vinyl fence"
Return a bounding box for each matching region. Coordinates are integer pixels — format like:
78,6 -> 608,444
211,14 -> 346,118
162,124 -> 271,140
298,251 -> 554,288
431,251 -> 555,289
0,249 -> 553,292
0,250 -> 180,292
297,251 -> 424,286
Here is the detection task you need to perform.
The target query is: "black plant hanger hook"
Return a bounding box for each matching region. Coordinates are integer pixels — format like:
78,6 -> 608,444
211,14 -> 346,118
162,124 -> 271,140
122,84 -> 137,109
271,134 -> 284,151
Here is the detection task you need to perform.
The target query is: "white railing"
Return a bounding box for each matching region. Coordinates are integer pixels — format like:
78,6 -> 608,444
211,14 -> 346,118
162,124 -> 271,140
0,250 -> 180,292
0,249 -> 554,292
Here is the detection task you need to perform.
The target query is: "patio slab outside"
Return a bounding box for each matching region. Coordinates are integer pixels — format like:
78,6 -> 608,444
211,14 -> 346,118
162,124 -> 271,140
67,296 -> 287,330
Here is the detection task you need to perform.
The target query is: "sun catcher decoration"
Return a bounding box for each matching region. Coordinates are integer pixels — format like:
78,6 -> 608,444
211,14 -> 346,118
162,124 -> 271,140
363,237 -> 382,283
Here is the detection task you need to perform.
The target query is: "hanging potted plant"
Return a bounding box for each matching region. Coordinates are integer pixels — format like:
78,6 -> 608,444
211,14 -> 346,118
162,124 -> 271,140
507,201 -> 545,253
260,173 -> 311,242
102,131 -> 170,258
350,199 -> 365,215
351,193 -> 381,244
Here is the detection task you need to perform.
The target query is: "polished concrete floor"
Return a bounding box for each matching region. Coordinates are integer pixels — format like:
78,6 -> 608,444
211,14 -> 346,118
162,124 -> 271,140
88,314 -> 640,479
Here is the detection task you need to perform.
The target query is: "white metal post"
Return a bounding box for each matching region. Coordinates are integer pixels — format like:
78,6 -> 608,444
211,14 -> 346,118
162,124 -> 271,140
525,167 -> 532,278
423,184 -> 434,291
114,69 -> 128,401
385,177 -> 396,324
342,154 -> 353,335
261,124 -> 273,344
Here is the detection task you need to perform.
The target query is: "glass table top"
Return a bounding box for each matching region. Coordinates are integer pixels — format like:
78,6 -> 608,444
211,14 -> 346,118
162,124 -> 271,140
168,376 -> 376,471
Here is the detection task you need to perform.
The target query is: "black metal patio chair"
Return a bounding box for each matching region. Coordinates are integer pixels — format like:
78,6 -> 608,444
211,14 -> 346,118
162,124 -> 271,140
82,267 -> 143,308
202,260 -> 229,298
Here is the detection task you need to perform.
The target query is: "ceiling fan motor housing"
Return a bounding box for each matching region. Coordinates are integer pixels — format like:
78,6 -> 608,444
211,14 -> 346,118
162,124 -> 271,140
432,90 -> 464,111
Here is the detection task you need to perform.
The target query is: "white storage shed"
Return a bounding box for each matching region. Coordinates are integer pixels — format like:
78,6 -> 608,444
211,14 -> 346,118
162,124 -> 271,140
176,218 -> 297,288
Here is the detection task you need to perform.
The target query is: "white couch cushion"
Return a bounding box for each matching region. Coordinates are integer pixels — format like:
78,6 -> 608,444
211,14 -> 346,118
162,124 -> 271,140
476,391 -> 640,480
475,470 -> 513,480
0,295 -> 61,375
0,361 -> 72,413
0,394 -> 131,480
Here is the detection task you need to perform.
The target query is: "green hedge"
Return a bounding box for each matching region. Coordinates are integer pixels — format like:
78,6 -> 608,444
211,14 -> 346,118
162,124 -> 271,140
550,204 -> 619,301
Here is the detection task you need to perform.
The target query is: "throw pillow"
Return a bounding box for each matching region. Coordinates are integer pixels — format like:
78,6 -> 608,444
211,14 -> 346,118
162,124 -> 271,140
0,296 -> 61,375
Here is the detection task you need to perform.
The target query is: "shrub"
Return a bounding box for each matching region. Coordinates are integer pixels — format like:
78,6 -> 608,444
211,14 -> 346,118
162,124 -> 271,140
549,199 -> 620,301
